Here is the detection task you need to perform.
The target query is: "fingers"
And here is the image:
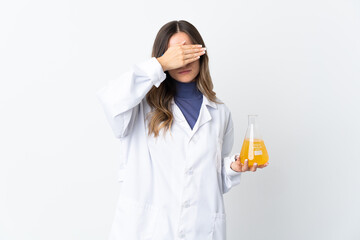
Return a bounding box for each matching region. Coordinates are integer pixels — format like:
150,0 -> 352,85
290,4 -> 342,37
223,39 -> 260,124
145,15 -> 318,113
241,159 -> 249,172
250,163 -> 258,172
168,43 -> 205,66
257,162 -> 269,168
183,47 -> 206,55
183,51 -> 205,62
183,47 -> 206,61
183,54 -> 203,65
240,159 -> 269,172
181,44 -> 203,49
231,157 -> 242,172
182,45 -> 205,56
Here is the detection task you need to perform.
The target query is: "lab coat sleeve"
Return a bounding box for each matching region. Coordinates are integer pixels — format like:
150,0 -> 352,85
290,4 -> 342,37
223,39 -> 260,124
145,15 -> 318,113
95,57 -> 166,138
221,112 -> 242,194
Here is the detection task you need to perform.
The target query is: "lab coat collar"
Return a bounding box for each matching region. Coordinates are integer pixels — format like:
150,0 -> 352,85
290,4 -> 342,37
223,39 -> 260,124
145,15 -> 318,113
171,95 -> 217,139
202,95 -> 218,109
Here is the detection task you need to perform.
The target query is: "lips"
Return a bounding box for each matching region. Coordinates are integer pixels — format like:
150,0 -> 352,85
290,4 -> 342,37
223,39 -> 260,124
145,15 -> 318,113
178,69 -> 191,74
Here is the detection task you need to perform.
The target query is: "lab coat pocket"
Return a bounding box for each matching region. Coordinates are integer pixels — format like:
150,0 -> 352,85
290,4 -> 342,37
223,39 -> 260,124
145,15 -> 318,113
210,212 -> 227,240
109,196 -> 160,240
216,138 -> 223,174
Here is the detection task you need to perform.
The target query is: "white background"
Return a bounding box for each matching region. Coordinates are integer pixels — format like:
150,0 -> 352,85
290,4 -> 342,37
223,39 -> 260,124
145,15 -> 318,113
1,0 -> 359,239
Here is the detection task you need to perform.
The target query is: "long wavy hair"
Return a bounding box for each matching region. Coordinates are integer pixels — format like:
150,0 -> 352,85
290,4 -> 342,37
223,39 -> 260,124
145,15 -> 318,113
146,20 -> 220,137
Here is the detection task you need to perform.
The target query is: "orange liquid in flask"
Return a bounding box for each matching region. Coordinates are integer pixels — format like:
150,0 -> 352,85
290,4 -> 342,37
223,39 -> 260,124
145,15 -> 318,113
240,139 -> 269,167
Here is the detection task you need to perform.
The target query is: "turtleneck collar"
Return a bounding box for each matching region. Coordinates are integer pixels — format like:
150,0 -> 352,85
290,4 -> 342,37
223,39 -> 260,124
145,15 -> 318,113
173,79 -> 202,99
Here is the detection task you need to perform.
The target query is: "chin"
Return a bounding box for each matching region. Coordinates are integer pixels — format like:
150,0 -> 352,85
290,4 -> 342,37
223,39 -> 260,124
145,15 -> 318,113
174,75 -> 196,83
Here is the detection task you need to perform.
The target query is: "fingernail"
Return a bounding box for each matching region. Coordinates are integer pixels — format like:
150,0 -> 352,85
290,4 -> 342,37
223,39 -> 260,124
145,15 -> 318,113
245,159 -> 248,162
202,47 -> 206,51
254,163 -> 258,166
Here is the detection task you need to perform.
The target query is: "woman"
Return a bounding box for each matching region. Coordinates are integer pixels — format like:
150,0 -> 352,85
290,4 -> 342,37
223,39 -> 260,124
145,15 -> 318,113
96,20 -> 268,240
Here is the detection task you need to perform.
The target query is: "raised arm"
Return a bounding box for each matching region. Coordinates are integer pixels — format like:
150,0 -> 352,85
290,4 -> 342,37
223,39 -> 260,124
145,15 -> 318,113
96,42 -> 205,139
96,57 -> 166,138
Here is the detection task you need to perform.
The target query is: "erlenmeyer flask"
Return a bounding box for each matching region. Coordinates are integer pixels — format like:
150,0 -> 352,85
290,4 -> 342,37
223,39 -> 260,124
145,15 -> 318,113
240,115 -> 269,167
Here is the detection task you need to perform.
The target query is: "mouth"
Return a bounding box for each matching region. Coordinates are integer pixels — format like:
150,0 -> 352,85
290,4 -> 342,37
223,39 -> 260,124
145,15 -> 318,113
178,69 -> 192,74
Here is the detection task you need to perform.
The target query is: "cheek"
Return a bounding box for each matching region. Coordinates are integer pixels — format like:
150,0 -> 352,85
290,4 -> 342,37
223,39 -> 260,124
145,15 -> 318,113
192,61 -> 200,74
168,70 -> 177,79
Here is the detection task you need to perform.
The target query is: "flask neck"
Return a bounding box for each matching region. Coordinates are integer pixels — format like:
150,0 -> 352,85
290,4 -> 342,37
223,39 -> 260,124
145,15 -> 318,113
248,115 -> 257,125
245,114 -> 263,141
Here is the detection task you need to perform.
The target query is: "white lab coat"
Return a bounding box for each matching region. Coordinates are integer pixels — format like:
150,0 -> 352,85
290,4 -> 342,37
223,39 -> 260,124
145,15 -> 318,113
96,57 -> 242,240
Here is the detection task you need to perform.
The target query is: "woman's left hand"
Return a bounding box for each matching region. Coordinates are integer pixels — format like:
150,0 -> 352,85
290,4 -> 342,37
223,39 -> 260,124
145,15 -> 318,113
230,156 -> 269,172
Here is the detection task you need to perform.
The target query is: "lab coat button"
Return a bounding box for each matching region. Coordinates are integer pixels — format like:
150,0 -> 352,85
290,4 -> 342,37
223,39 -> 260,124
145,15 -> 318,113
183,200 -> 190,208
186,168 -> 193,175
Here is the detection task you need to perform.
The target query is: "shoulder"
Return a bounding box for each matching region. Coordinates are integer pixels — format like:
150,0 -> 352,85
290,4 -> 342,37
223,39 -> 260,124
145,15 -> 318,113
206,95 -> 233,131
209,96 -> 234,139
212,96 -> 232,117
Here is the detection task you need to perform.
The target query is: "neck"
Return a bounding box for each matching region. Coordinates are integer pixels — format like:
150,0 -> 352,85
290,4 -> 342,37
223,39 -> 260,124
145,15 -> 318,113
173,79 -> 202,99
